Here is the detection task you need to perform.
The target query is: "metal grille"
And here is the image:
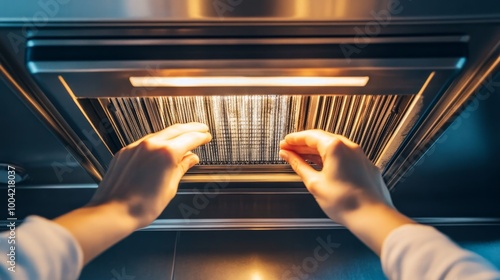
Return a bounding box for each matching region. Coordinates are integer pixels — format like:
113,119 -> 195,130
100,95 -> 415,165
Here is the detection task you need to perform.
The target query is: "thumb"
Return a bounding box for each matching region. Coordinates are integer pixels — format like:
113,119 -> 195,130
179,153 -> 200,175
279,150 -> 318,187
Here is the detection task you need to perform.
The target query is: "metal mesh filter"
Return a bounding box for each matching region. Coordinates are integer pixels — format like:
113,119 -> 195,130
100,95 -> 415,165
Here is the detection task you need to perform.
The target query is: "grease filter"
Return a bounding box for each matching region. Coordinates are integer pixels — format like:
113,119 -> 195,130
99,94 -> 415,165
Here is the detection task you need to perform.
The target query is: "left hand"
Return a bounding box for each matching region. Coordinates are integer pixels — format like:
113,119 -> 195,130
87,122 -> 212,228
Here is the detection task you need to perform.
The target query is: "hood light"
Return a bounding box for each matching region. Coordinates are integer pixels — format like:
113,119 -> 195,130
130,76 -> 369,87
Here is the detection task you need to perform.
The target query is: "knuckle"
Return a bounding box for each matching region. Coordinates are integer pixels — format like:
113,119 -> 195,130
307,176 -> 319,187
192,131 -> 205,141
325,137 -> 343,152
157,146 -> 177,163
138,139 -> 154,150
161,142 -> 177,154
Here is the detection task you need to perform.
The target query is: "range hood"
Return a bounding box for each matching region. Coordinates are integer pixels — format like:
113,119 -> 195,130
25,35 -> 466,184
1,0 -> 499,229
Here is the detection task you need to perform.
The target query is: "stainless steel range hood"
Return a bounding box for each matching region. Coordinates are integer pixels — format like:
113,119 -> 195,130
24,35 -> 466,183
1,0 -> 499,229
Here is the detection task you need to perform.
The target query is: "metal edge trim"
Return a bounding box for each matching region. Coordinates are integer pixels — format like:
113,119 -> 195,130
1,16 -> 500,25
3,184 -> 311,194
3,217 -> 498,231
126,217 -> 500,230
386,48 -> 500,187
375,72 -> 435,168
28,58 -> 465,74
27,36 -> 469,47
58,75 -> 113,154
0,62 -> 104,182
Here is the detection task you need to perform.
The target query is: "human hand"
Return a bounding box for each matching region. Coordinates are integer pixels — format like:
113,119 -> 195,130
88,122 -> 212,228
279,130 -> 393,225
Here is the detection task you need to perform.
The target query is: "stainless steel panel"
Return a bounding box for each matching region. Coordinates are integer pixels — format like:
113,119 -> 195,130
80,231 -> 177,280
0,65 -> 96,185
1,0 -> 499,23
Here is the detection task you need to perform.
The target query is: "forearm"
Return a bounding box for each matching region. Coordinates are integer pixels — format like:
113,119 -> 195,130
53,201 -> 140,264
340,203 -> 415,256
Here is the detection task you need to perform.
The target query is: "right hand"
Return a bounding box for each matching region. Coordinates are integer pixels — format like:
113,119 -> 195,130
279,129 -> 394,225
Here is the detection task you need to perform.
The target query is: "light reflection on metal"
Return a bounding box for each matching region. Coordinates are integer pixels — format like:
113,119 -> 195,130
136,217 -> 500,231
375,72 -> 435,167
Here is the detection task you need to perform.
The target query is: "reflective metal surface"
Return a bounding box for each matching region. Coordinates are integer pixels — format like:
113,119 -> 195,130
139,217 -> 500,231
1,0 -> 499,22
385,50 -> 500,186
75,227 -> 500,279
0,63 -> 104,182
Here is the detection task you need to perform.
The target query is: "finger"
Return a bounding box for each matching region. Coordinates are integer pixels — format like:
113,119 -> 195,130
151,122 -> 209,141
126,123 -> 209,149
284,130 -> 335,158
126,133 -> 156,149
178,153 -> 200,175
284,130 -> 359,157
302,154 -> 323,169
280,141 -> 320,155
330,134 -> 358,148
184,151 -> 194,157
167,131 -> 212,157
280,141 -> 323,167
279,149 -> 318,185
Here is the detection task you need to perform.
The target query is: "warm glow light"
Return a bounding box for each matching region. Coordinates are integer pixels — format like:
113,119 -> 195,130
129,76 -> 369,87
251,272 -> 263,280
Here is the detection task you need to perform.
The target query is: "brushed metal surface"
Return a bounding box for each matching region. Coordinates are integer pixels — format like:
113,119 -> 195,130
0,0 -> 499,23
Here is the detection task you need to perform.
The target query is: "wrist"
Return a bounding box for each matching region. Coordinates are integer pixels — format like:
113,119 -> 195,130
338,202 -> 415,255
54,200 -> 145,264
339,202 -> 392,226
84,200 -> 144,230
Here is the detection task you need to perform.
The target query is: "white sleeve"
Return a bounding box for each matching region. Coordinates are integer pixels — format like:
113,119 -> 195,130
0,216 -> 83,280
381,224 -> 500,280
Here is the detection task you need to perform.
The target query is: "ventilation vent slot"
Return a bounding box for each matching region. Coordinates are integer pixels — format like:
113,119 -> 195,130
98,94 -> 415,165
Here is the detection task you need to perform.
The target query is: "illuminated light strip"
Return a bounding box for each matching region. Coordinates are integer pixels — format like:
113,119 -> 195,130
129,76 -> 369,87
